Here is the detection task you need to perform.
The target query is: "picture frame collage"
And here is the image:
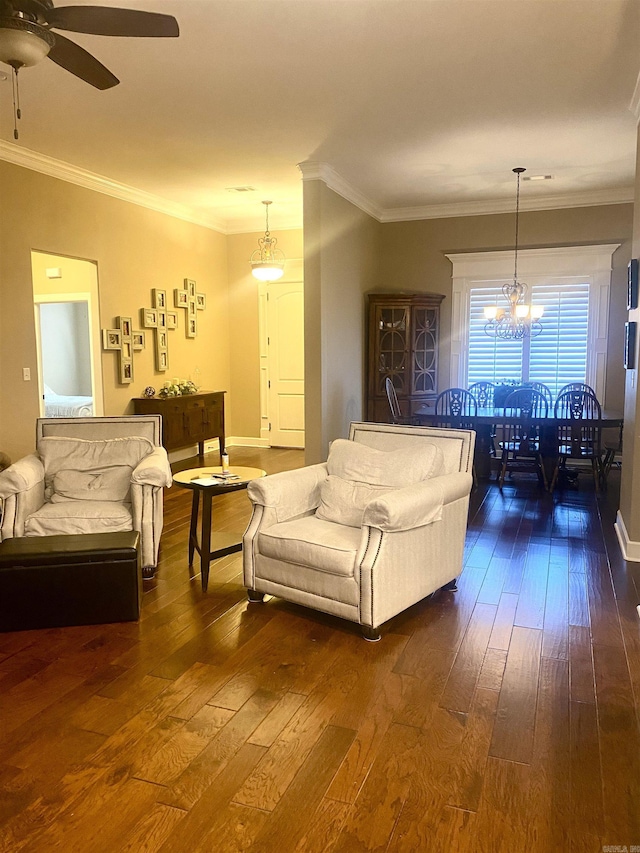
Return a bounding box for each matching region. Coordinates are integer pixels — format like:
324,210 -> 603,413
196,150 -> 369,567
103,280 -> 207,383
101,316 -> 145,384
141,288 -> 179,372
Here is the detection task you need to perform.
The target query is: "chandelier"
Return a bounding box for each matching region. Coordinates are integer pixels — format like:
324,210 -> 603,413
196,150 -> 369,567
484,167 -> 544,340
250,201 -> 285,281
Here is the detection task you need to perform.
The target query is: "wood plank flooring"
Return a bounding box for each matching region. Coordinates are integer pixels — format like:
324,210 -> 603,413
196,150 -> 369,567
1,446 -> 639,852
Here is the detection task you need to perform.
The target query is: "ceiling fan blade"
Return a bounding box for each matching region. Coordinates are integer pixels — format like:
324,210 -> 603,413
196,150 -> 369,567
47,6 -> 179,37
48,32 -> 119,89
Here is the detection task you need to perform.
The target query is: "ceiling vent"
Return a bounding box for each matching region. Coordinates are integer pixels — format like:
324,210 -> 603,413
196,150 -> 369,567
226,186 -> 256,193
522,174 -> 553,181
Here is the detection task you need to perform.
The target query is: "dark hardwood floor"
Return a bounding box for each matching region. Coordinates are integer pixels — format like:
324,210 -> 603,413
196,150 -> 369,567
1,447 -> 639,852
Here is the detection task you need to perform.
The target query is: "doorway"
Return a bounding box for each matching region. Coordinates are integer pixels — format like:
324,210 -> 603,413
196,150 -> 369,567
258,260 -> 304,448
31,252 -> 104,417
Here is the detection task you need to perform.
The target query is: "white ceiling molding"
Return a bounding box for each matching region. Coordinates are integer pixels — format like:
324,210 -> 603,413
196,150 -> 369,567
297,160 -> 383,221
297,160 -> 632,224
380,187 -> 634,222
1,142 -> 632,236
630,67 -> 640,124
0,140 -> 226,234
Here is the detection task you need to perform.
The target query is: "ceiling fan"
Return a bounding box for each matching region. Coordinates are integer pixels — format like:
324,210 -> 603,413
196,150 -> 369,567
0,0 -> 178,136
0,0 -> 179,88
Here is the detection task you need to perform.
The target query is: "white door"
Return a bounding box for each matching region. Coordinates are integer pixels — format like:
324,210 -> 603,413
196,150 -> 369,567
265,278 -> 305,448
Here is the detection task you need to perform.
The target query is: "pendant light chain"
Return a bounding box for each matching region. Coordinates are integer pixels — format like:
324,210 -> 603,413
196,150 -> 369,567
11,67 -> 21,140
513,168 -> 521,286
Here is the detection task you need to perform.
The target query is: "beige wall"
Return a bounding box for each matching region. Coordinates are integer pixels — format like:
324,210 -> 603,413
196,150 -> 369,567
619,129 -> 640,541
303,181 -> 380,463
379,204 -> 633,411
0,160 -> 228,461
226,228 -> 303,439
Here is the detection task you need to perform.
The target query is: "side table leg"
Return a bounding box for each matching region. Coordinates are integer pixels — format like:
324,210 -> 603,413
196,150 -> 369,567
188,490 -> 200,566
201,490 -> 212,592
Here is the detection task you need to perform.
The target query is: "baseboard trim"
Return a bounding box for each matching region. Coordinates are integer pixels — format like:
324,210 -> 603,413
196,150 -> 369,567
614,510 -> 640,562
225,435 -> 271,448
168,436 -> 276,462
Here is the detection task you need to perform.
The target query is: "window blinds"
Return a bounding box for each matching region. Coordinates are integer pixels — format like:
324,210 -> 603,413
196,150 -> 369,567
467,282 -> 589,399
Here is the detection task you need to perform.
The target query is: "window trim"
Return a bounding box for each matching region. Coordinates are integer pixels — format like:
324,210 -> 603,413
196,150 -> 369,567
446,244 -> 620,403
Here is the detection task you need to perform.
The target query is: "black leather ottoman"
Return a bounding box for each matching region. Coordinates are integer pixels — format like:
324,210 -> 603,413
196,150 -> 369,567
0,531 -> 141,631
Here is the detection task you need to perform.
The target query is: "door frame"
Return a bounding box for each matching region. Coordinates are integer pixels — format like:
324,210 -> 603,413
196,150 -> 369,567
33,291 -> 104,416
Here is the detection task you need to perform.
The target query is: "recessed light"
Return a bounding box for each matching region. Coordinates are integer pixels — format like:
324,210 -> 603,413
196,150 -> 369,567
225,186 -> 256,193
522,174 -> 553,181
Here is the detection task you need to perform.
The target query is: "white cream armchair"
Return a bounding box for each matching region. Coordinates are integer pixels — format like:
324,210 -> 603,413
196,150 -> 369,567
243,422 -> 475,640
0,416 -> 172,576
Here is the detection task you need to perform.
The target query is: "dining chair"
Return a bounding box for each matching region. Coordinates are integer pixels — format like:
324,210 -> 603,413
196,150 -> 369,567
497,388 -> 549,489
550,390 -> 603,493
469,382 -> 497,456
384,376 -> 419,425
557,382 -> 598,401
601,421 -> 623,488
468,381 -> 495,408
529,382 -> 553,408
434,388 -> 477,429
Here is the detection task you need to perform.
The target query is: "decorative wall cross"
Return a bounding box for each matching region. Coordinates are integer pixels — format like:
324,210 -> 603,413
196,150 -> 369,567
140,289 -> 178,372
174,278 -> 206,338
102,316 -> 146,384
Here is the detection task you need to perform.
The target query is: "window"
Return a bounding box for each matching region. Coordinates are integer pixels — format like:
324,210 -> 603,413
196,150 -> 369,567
467,281 -> 590,399
447,245 -> 620,403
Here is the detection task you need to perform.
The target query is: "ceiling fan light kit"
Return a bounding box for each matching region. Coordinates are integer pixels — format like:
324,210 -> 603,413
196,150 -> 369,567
0,17 -> 54,66
251,201 -> 286,282
0,0 -> 179,138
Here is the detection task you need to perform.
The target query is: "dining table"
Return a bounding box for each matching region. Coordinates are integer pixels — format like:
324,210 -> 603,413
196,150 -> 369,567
414,404 -> 624,480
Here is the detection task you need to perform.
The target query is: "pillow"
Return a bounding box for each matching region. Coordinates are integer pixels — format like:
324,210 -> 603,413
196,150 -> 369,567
38,436 -> 154,502
316,438 -> 444,527
49,466 -> 133,503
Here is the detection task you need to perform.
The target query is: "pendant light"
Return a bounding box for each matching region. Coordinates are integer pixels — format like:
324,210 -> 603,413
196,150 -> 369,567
484,168 -> 544,340
250,200 -> 285,281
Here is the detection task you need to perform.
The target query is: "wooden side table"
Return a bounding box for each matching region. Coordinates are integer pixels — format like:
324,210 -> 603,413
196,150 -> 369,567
172,466 -> 266,591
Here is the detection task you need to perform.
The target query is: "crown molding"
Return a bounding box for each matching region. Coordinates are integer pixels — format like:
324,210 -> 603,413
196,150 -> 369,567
0,141 -> 227,233
297,160 -> 632,223
380,187 -> 634,222
630,67 -> 640,124
297,160 -> 383,220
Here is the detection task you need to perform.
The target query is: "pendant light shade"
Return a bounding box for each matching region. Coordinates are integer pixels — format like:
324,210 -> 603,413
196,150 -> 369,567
251,200 -> 285,281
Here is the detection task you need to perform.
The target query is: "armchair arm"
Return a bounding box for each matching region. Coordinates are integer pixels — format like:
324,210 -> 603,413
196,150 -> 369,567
131,447 -> 172,488
247,463 -> 328,523
363,472 -> 472,533
0,454 -> 44,498
0,455 -> 45,539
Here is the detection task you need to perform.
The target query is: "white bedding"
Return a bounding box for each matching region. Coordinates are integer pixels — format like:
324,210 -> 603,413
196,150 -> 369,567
44,390 -> 94,418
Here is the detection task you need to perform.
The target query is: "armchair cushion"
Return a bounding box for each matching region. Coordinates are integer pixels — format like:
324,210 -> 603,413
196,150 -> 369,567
259,516 -> 362,576
316,438 -> 444,527
38,436 -> 155,501
24,500 -> 132,537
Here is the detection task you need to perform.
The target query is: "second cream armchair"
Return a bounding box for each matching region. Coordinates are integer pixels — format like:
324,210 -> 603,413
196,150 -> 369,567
243,422 -> 475,640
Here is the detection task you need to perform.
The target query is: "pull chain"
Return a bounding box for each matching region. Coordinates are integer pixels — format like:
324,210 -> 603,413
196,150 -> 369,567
11,66 -> 21,140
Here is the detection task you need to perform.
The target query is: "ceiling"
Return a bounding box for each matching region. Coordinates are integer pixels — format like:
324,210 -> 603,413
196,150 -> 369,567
1,0 -> 639,233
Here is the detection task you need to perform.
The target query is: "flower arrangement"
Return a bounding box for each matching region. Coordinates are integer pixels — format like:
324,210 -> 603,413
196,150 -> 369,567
158,378 -> 198,397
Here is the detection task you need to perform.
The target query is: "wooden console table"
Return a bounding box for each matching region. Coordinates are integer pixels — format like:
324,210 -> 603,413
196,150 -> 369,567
132,390 -> 226,461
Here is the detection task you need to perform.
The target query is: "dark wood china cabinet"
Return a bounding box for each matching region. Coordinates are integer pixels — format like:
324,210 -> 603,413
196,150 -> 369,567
366,292 -> 444,423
